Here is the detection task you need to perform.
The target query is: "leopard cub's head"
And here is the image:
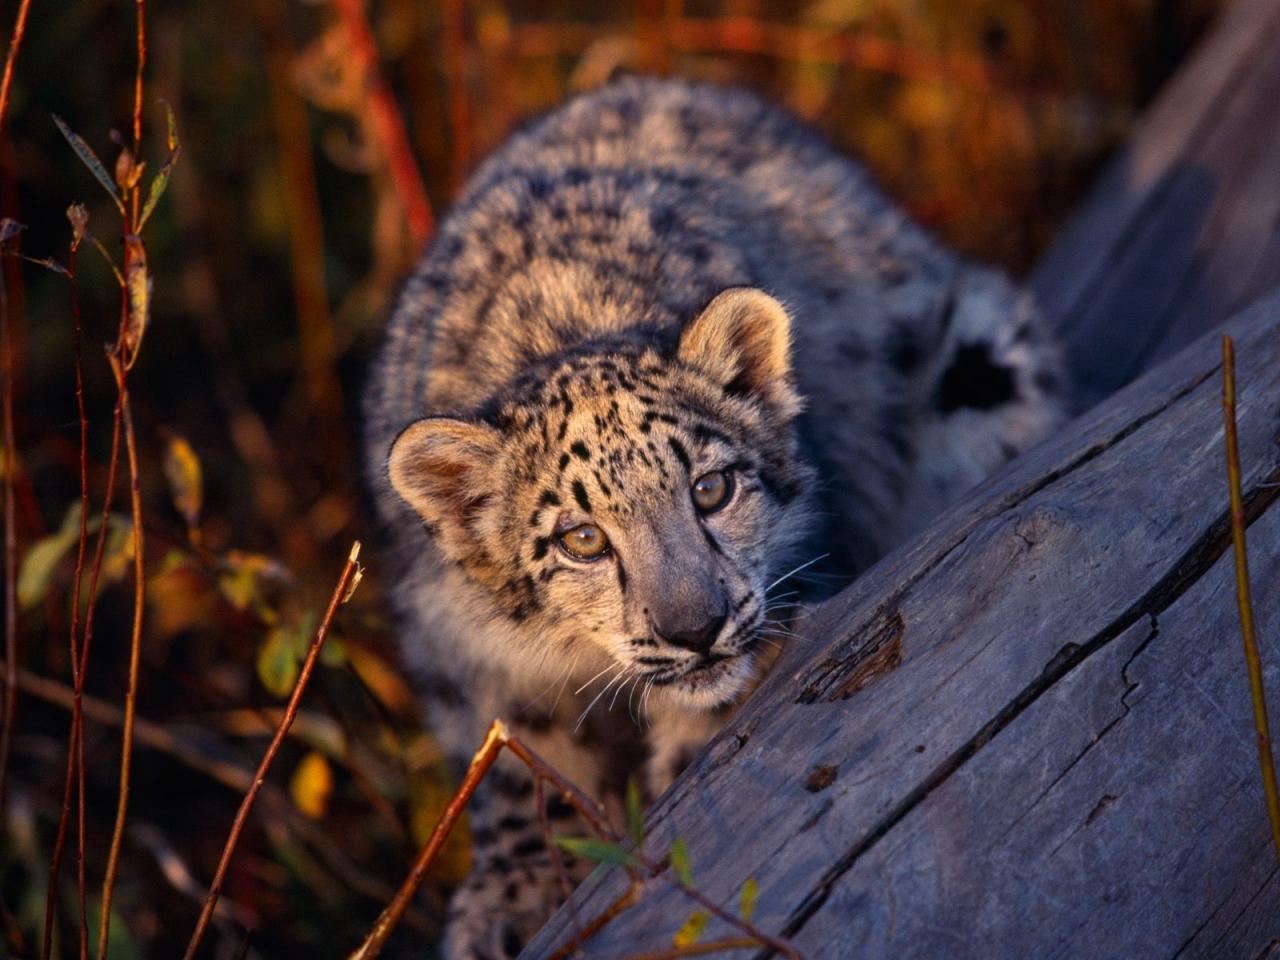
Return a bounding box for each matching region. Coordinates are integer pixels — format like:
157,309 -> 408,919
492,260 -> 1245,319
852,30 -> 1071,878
387,288 -> 817,711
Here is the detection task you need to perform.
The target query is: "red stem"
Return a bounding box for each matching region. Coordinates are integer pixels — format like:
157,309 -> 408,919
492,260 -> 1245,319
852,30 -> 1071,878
182,542 -> 363,960
332,0 -> 434,246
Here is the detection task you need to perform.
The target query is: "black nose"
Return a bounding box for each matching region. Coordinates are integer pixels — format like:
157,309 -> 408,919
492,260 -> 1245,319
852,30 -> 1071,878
656,613 -> 726,655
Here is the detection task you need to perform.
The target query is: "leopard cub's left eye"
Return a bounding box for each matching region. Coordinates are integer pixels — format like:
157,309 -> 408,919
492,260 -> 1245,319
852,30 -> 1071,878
691,469 -> 733,514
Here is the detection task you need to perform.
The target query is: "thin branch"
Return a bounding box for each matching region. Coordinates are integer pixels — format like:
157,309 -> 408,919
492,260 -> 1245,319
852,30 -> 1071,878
0,0 -> 29,842
45,386 -> 123,960
332,0 -> 433,246
536,775 -> 584,956
347,718 -> 510,960
546,881 -> 643,960
0,0 -> 32,129
0,3 -> 31,830
182,541 -> 364,960
0,212 -> 15,825
68,247 -> 90,960
9,657 -> 432,933
506,735 -> 798,957
1222,334 -> 1280,865
40,240 -> 90,960
352,723 -> 801,959
44,384 -> 122,960
97,351 -> 146,960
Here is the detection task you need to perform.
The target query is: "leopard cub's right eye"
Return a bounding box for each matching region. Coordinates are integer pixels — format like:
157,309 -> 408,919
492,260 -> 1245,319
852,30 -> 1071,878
559,523 -> 611,561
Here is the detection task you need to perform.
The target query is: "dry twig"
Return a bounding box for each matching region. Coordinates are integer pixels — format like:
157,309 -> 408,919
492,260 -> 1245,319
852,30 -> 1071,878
1221,334 -> 1280,864
96,353 -> 146,959
182,541 -> 364,960
350,720 -> 801,959
0,0 -> 33,834
332,0 -> 434,246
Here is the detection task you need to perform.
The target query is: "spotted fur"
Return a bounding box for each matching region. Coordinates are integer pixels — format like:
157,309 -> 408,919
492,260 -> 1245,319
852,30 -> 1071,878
363,76 -> 1064,957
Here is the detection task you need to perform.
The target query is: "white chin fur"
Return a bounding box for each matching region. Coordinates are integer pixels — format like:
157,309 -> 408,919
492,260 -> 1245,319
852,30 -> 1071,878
662,653 -> 755,711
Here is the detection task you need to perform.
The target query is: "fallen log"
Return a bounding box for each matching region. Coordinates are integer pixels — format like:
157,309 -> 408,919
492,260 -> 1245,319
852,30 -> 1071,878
1034,0 -> 1280,410
523,287 -> 1280,958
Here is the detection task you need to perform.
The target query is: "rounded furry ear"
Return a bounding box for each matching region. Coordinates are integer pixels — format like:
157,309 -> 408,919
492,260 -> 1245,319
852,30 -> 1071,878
677,288 -> 801,417
388,417 -> 502,532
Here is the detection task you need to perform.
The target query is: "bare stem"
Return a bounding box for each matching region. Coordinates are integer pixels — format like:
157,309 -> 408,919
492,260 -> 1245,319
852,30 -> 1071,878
536,775 -> 584,956
0,202 -> 15,825
0,0 -> 32,130
182,541 -> 363,960
45,384 -> 122,960
352,723 -> 802,959
331,0 -> 434,246
546,881 -> 643,960
1222,334 -> 1280,865
96,353 -> 145,960
347,718 -> 510,960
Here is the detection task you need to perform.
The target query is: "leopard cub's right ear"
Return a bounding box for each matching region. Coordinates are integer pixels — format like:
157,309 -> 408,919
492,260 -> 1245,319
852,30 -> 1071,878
388,417 -> 502,534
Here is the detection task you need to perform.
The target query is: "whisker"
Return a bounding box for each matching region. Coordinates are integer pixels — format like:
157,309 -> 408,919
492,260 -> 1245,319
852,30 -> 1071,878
575,660 -> 620,696
766,553 -> 830,593
609,671 -> 636,712
628,674 -> 641,724
576,666 -> 628,730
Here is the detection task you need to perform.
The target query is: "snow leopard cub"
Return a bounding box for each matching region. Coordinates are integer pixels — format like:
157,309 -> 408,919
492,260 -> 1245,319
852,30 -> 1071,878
363,75 -> 1064,958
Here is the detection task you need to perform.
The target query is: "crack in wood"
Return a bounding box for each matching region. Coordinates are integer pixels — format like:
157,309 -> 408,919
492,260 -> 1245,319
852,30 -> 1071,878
795,609 -> 904,704
787,362 -> 1222,710
764,473 -> 1280,952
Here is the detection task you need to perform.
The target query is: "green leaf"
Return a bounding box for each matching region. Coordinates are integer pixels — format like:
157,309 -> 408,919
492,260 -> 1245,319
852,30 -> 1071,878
553,836 -> 636,868
739,876 -> 760,921
17,503 -> 97,610
672,910 -> 709,947
257,626 -> 300,697
319,635 -> 347,668
625,776 -> 645,849
18,530 -> 76,610
52,115 -> 125,214
669,837 -> 693,887
139,102 -> 180,230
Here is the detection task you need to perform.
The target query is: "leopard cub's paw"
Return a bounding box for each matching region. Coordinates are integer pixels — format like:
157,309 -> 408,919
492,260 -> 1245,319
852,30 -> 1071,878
443,855 -> 566,960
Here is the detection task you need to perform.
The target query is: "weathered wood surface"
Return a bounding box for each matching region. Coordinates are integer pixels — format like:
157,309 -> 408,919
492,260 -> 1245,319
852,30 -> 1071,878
1034,0 -> 1280,410
524,287 -> 1280,957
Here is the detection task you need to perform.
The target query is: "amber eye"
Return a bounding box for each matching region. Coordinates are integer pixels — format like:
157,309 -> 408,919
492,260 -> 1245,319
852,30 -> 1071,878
559,523 -> 611,561
691,470 -> 733,514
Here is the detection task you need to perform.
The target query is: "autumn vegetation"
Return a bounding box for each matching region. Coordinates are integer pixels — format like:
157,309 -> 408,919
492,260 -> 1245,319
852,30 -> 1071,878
0,1 -> 1225,956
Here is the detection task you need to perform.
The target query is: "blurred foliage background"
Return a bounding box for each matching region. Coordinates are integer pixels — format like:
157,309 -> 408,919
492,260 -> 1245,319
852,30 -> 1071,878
0,0 -> 1227,956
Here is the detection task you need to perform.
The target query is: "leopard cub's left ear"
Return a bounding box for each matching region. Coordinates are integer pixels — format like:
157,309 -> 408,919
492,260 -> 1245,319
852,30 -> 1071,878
677,287 -> 802,418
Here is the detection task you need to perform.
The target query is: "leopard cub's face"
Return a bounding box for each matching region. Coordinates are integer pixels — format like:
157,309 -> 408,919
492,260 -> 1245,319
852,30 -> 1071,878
388,289 -> 817,711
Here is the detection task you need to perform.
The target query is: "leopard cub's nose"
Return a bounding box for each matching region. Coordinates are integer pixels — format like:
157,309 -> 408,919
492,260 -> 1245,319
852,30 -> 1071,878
656,612 -> 726,655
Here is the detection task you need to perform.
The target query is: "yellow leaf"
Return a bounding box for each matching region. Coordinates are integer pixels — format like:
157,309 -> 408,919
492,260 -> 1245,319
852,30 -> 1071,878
123,235 -> 150,363
162,434 -> 203,535
673,910 -> 708,947
148,551 -> 215,638
346,644 -> 415,714
740,876 -> 760,921
290,750 -> 333,819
